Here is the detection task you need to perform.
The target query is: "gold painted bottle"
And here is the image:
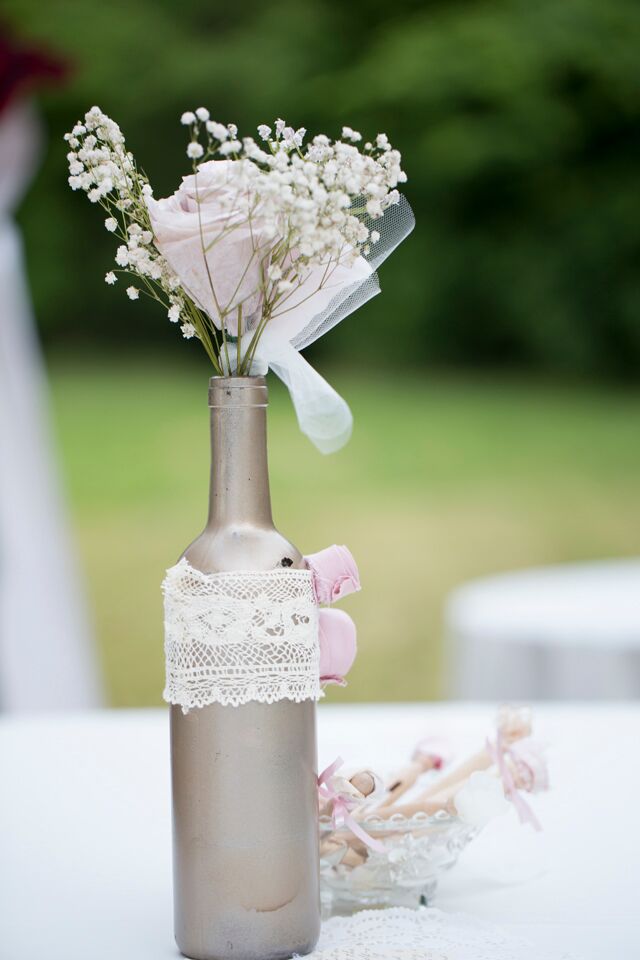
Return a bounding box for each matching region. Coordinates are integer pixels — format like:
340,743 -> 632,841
170,376 -> 320,960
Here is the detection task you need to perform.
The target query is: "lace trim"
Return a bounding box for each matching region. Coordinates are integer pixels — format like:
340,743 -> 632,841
162,558 -> 321,710
304,907 -> 578,960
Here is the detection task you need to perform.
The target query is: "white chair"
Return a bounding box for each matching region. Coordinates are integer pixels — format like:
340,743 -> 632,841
446,558 -> 640,700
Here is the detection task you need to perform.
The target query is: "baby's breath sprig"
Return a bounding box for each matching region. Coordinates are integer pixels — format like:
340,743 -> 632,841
66,106 -> 408,376
66,106 -> 222,371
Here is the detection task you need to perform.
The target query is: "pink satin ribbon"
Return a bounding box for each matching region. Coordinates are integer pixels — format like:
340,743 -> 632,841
487,732 -> 541,831
318,757 -> 386,853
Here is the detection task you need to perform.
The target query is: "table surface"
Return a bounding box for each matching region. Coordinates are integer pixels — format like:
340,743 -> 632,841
1,703 -> 637,960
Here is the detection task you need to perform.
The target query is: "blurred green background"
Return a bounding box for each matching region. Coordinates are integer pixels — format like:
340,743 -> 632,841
5,0 -> 640,704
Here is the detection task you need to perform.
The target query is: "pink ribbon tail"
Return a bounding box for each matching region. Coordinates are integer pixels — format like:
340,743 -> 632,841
318,756 -> 386,853
488,733 -> 542,832
334,798 -> 386,854
509,786 -> 542,831
318,756 -> 344,788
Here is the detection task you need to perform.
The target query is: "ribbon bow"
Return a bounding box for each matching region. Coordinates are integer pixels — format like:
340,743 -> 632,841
318,757 -> 385,853
487,731 -> 541,831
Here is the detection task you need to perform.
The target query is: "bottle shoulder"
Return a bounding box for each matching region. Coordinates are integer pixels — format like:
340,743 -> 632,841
182,524 -> 304,574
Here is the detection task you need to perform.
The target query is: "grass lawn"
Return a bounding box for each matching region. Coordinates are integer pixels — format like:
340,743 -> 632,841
48,355 -> 640,706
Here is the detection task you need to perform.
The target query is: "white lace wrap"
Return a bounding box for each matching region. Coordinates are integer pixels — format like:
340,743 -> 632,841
162,559 -> 321,710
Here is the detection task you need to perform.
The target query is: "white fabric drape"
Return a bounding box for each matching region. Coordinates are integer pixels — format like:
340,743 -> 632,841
0,100 -> 102,711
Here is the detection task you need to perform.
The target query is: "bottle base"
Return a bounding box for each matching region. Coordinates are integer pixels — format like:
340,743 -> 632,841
175,934 -> 319,960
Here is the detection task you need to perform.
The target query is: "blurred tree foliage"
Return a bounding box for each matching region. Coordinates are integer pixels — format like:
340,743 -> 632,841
5,0 -> 640,375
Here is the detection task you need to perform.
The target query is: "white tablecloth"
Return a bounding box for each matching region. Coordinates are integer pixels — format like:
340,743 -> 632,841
1,704 -> 636,959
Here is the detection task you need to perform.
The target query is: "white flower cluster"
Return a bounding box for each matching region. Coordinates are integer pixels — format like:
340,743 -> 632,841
181,109 -> 406,269
65,107 -> 195,343
66,106 -> 409,374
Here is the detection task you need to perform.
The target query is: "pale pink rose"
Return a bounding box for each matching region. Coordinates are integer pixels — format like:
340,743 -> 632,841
508,737 -> 549,794
146,160 -> 373,344
318,608 -> 357,685
305,545 -> 361,605
146,160 -> 270,333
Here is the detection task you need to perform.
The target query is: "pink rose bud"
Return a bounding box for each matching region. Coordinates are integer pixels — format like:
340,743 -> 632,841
305,544 -> 361,605
412,737 -> 451,771
508,737 -> 549,793
318,608 -> 357,686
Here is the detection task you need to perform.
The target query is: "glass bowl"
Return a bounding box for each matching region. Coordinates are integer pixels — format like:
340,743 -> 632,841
319,810 -> 476,917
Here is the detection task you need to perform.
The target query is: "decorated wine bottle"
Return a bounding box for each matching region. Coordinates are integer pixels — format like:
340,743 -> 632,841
169,376 -> 320,960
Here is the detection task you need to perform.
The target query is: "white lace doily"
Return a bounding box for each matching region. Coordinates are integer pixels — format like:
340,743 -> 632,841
162,558 -> 320,710
301,908 -> 578,960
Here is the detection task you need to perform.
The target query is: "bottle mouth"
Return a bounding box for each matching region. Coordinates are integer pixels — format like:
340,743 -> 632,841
208,376 -> 268,408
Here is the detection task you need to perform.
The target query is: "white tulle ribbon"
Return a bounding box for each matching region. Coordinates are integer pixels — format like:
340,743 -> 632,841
224,195 -> 415,453
221,251 -> 374,453
226,327 -> 353,454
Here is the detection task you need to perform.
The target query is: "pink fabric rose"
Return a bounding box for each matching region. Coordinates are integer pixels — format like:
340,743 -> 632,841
318,608 -> 357,686
305,545 -> 360,605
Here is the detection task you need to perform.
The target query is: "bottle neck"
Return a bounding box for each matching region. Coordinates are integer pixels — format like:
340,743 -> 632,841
206,377 -> 273,529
